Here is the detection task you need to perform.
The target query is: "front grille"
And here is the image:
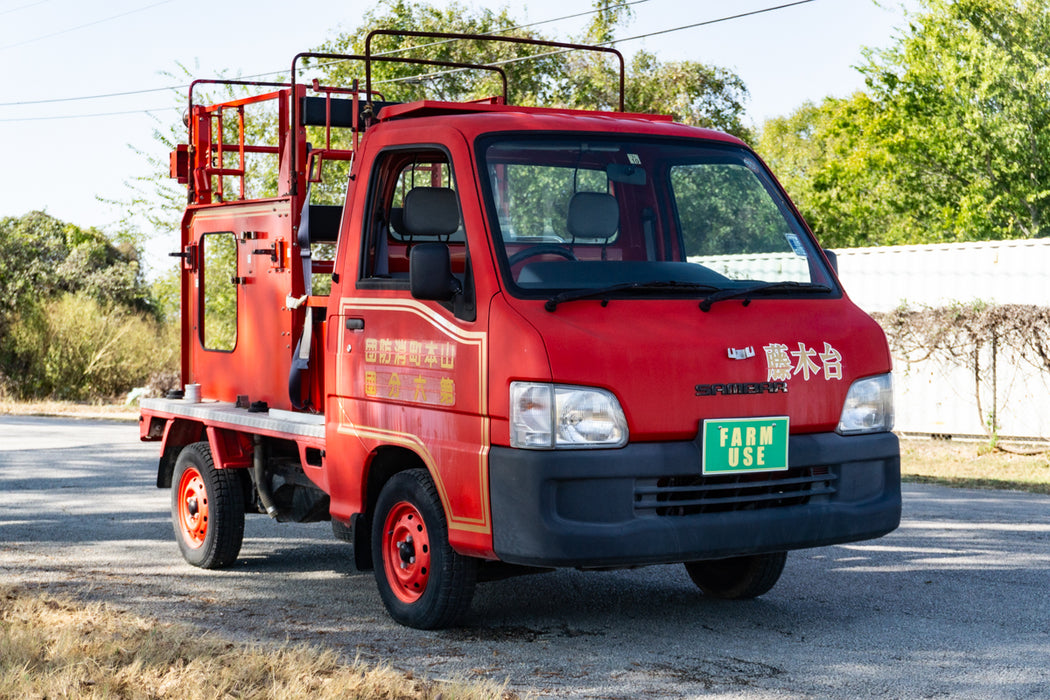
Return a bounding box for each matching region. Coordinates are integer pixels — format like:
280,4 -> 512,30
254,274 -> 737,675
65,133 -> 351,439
634,467 -> 836,516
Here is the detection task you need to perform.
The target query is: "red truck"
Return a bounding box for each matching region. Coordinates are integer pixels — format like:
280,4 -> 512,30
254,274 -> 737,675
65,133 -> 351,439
140,32 -> 900,629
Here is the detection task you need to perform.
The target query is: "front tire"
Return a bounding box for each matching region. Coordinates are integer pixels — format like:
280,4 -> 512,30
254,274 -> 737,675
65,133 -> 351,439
684,552 -> 787,599
371,469 -> 477,629
171,441 -> 245,569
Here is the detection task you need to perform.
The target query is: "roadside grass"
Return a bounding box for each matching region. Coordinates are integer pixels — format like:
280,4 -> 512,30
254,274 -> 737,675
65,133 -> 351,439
0,398 -> 138,420
0,586 -> 515,700
900,436 -> 1050,495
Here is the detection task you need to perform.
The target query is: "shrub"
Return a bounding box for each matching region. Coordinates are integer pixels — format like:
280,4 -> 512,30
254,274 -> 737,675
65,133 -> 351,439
0,293 -> 178,401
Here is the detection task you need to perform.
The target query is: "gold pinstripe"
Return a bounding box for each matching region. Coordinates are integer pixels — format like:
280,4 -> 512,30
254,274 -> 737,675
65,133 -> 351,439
336,298 -> 491,534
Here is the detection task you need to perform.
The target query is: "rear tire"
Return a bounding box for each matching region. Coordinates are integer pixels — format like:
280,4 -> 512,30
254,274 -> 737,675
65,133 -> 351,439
371,469 -> 477,629
684,551 -> 787,599
171,441 -> 244,569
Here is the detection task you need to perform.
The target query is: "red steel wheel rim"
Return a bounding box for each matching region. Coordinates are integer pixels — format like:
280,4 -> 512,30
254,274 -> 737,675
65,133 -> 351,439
177,466 -> 209,549
382,501 -> 432,604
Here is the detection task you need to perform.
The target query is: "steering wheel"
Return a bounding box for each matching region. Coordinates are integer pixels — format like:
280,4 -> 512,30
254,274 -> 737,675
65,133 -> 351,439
508,244 -> 578,266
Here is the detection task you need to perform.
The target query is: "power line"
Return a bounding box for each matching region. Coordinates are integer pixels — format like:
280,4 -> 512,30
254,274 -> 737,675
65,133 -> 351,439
0,0 -> 647,107
614,0 -> 817,45
1,0 -> 818,121
0,85 -> 180,107
0,0 -> 175,51
0,106 -> 172,122
367,0 -> 650,58
0,0 -> 50,17
375,1 -> 819,85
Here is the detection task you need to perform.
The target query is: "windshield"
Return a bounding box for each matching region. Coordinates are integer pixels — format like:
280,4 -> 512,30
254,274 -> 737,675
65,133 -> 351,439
479,136 -> 838,299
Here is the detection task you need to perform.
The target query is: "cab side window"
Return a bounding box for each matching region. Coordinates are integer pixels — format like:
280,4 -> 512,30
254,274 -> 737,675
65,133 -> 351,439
359,148 -> 475,320
361,149 -> 464,282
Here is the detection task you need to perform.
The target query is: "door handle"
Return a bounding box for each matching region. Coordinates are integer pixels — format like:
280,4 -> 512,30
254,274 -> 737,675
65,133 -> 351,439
345,317 -> 365,331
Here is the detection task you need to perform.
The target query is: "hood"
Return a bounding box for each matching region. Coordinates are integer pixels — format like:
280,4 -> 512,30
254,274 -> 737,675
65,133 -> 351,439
512,296 -> 892,440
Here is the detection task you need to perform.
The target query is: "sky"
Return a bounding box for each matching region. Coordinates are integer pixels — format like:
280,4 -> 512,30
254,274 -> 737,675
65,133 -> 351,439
1,0 -> 918,274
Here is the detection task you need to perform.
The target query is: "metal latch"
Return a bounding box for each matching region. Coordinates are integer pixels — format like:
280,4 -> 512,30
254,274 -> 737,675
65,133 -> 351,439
169,243 -> 197,271
252,245 -> 278,262
251,240 -> 287,269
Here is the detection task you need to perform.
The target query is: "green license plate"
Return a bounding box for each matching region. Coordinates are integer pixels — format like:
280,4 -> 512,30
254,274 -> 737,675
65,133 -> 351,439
701,417 -> 789,475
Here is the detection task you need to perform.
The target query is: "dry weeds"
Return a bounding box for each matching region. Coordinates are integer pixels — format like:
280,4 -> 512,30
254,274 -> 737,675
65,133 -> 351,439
0,586 -> 516,700
0,399 -> 138,420
901,436 -> 1050,494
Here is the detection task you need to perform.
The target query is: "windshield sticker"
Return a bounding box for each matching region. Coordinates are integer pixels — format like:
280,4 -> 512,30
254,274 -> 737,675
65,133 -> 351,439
741,156 -> 760,173
784,233 -> 807,257
627,153 -> 641,165
764,342 -> 842,382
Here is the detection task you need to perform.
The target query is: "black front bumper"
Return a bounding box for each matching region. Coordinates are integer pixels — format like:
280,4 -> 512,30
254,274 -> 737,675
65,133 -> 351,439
489,431 -> 900,568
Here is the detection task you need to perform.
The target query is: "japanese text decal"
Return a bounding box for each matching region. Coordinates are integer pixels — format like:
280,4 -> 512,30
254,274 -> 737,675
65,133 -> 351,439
363,337 -> 457,406
763,342 -> 842,382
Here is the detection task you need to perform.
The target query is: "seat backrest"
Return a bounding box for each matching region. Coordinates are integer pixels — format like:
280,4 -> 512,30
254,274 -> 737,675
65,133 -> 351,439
402,187 -> 460,238
567,192 -> 619,240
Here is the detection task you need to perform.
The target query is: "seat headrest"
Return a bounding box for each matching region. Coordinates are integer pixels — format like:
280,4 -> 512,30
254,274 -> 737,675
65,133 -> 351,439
567,192 -> 619,240
402,187 -> 460,237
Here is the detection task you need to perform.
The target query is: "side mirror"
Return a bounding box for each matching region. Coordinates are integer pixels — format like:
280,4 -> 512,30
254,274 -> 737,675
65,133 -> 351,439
823,248 -> 838,274
410,243 -> 462,301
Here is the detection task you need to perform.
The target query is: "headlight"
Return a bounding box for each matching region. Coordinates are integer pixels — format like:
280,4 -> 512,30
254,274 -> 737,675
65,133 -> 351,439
837,373 -> 894,435
509,382 -> 553,449
510,382 -> 628,449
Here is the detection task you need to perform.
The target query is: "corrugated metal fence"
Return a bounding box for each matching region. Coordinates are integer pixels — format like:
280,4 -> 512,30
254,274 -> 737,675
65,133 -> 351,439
834,239 -> 1050,441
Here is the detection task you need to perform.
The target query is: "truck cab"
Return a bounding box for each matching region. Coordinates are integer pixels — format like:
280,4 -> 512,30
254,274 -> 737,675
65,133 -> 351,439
141,33 -> 900,629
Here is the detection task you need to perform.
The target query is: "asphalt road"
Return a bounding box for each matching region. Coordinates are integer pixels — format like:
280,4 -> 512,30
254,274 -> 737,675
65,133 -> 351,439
1,415 -> 1049,698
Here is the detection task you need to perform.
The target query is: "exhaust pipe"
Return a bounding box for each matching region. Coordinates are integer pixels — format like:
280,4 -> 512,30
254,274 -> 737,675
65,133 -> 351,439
252,435 -> 281,519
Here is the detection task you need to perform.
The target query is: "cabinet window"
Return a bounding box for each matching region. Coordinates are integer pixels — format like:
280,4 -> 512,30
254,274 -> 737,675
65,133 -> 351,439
200,232 -> 238,351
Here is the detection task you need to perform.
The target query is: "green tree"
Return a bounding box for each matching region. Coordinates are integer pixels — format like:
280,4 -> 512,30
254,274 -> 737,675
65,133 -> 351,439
138,1 -> 752,219
762,0 -> 1050,246
0,211 -> 166,399
0,211 -> 152,323
557,0 -> 633,113
314,0 -> 749,136
862,0 -> 1050,241
555,1 -> 751,137
317,0 -> 566,107
759,95 -> 905,248
625,51 -> 751,140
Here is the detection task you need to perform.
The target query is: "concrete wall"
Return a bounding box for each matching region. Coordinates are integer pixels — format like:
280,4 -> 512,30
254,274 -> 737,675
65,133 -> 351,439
834,239 -> 1050,441
835,239 -> 1050,313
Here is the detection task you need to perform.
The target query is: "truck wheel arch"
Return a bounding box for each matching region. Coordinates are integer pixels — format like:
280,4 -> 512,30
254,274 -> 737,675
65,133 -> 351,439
353,445 -> 432,571
156,418 -> 206,488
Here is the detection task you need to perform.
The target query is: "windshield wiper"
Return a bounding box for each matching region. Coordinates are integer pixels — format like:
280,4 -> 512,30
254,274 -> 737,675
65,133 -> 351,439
698,282 -> 832,312
544,281 -> 720,312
